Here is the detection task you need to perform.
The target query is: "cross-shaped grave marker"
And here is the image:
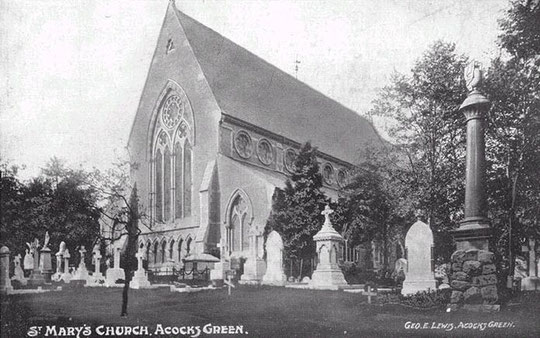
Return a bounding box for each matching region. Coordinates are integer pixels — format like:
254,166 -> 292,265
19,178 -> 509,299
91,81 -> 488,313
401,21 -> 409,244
224,271 -> 235,296
365,285 -> 377,305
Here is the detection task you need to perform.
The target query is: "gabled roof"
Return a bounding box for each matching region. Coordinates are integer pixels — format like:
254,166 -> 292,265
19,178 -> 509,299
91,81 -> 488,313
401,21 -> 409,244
173,7 -> 383,164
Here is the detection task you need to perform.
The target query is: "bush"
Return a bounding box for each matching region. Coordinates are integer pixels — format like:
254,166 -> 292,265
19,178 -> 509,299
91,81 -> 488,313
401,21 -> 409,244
377,289 -> 452,309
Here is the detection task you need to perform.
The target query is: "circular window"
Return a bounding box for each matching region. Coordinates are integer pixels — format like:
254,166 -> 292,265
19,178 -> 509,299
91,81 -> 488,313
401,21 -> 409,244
337,169 -> 348,187
161,95 -> 183,129
234,131 -> 253,159
323,164 -> 335,185
257,139 -> 274,165
284,149 -> 297,172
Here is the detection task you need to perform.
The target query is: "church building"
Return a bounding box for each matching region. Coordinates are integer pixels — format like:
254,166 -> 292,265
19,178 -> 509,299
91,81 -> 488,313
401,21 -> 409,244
127,2 -> 382,281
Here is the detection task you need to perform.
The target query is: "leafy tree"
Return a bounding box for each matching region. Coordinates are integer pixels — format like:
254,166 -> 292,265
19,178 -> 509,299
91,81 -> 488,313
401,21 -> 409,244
266,142 -> 329,278
333,147 -> 410,271
369,41 -> 468,259
0,158 -> 100,263
483,0 -> 540,274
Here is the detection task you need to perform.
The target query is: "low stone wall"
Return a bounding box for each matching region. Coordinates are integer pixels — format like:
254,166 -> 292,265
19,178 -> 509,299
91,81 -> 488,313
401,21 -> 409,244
449,249 -> 498,307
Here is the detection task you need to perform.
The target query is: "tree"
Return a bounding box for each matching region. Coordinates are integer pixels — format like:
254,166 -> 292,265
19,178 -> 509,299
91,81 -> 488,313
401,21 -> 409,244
333,147 -> 410,272
88,160 -> 146,317
266,142 -> 329,278
369,41 -> 468,259
0,158 -> 100,263
483,0 -> 540,275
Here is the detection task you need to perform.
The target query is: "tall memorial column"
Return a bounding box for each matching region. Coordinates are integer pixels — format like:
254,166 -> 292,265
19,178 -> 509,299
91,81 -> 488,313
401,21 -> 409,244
449,62 -> 498,311
453,61 -> 492,250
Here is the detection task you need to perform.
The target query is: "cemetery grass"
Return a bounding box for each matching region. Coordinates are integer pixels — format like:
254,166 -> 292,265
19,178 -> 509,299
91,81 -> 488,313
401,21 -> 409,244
2,287 -> 540,337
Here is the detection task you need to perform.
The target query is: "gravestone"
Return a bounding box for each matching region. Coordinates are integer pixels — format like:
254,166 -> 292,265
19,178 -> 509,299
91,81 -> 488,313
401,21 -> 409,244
131,248 -> 151,289
0,246 -> 13,293
23,248 -> 33,275
309,205 -> 348,289
61,249 -> 72,283
28,238 -> 45,286
105,246 -> 124,287
87,244 -> 105,286
39,232 -> 53,282
262,230 -> 286,286
12,254 -> 27,286
521,238 -> 540,291
52,242 -> 66,282
401,220 -> 436,295
71,246 -> 89,282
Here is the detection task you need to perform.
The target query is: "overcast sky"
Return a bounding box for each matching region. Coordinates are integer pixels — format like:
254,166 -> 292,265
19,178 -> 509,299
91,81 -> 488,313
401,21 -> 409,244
0,0 -> 509,179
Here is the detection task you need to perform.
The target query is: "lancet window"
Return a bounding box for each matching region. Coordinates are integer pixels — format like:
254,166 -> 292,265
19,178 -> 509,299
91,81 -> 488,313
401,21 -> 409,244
151,90 -> 193,223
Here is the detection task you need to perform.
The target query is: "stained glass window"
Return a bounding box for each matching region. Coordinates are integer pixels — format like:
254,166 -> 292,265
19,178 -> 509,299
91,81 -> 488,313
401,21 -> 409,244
234,131 -> 253,159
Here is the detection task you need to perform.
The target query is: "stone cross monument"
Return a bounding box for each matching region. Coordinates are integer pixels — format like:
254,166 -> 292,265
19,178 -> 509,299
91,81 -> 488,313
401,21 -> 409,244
309,205 -> 348,289
131,248 -> 151,289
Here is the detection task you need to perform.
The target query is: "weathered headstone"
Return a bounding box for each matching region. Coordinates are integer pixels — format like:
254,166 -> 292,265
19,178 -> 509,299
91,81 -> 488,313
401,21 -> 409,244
11,254 -> 27,286
87,244 -> 105,286
262,230 -> 286,286
131,248 -> 151,289
401,219 -> 436,295
309,205 -> 348,289
0,246 -> 13,293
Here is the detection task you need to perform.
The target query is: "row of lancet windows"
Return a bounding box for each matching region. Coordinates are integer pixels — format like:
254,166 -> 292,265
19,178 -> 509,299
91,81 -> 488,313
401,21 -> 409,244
154,138 -> 192,222
153,92 -> 192,223
141,238 -> 192,265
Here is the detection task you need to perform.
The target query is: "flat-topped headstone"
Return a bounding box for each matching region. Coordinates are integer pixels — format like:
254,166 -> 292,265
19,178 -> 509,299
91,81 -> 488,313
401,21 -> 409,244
262,230 -> 286,286
402,220 -> 436,295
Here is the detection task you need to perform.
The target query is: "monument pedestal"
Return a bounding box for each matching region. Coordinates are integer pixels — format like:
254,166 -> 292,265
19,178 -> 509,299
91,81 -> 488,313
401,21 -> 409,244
130,269 -> 151,289
130,250 -> 151,289
239,257 -> 265,285
309,206 -> 348,290
105,268 -> 125,286
40,247 -> 53,282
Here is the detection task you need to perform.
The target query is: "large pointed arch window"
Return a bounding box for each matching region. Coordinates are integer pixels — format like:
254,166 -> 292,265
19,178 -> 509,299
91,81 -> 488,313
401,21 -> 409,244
151,90 -> 193,223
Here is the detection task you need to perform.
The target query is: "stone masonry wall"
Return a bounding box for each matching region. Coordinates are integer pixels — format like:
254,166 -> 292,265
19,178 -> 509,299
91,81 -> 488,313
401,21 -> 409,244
449,249 -> 498,306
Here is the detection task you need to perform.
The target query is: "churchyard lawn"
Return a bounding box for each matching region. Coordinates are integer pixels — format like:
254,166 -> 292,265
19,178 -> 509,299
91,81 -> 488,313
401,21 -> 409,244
2,286 -> 539,337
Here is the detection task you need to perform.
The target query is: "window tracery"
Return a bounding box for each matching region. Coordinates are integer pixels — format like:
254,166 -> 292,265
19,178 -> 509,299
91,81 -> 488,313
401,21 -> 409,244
151,89 -> 193,223
234,131 -> 253,159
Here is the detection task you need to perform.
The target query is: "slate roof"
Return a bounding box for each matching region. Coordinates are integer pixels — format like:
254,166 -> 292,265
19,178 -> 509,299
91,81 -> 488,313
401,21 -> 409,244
174,8 -> 383,164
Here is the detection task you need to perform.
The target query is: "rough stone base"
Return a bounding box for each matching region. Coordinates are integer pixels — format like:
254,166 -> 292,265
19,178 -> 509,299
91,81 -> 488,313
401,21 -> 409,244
401,279 -> 437,295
